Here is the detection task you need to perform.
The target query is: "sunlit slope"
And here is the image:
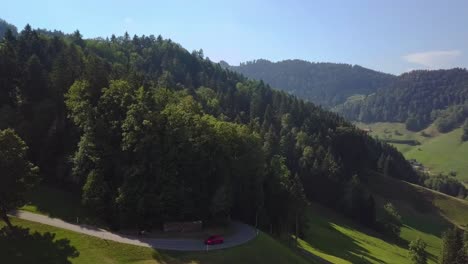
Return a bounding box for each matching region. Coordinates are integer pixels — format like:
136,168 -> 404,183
299,174 -> 468,264
355,122 -> 468,183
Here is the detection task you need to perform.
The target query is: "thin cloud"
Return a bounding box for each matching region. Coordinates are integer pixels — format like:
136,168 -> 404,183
403,50 -> 462,69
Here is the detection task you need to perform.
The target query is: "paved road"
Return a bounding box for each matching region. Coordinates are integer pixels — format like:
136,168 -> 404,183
10,210 -> 257,251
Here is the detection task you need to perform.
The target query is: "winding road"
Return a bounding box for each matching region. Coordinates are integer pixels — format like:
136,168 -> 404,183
9,210 -> 257,251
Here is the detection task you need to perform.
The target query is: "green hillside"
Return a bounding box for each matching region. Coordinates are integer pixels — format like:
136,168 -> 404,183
17,180 -> 468,264
12,175 -> 468,264
356,122 -> 468,183
298,174 -> 468,264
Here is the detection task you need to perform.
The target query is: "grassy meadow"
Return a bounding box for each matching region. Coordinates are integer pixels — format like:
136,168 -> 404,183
298,174 -> 468,264
355,122 -> 468,183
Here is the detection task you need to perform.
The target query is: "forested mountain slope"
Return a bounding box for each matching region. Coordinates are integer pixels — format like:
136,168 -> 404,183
0,23 -> 419,236
223,59 -> 396,107
337,69 -> 468,131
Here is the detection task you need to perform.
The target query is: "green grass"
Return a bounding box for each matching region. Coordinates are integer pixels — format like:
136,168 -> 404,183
1,218 -> 312,264
355,122 -> 468,183
298,174 -> 468,264
405,129 -> 468,182
367,173 -> 468,231
298,203 -> 441,264
17,177 -> 468,264
12,185 -> 313,264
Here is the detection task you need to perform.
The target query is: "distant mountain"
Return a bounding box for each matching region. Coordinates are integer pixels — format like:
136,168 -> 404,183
223,59 -> 396,108
337,69 -> 468,131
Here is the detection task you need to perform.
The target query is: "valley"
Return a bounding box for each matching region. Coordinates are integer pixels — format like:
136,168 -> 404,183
356,122 -> 468,185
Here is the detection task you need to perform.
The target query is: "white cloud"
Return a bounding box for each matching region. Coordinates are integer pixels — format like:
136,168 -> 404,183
124,17 -> 133,24
403,50 -> 462,69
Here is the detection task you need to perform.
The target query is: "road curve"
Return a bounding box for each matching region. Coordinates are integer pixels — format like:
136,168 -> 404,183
9,210 -> 257,251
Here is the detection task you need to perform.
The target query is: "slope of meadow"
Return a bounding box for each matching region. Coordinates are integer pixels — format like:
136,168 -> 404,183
356,122 -> 468,183
298,174 -> 468,264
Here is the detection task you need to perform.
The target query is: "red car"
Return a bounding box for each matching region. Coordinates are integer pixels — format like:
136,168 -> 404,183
204,235 -> 224,245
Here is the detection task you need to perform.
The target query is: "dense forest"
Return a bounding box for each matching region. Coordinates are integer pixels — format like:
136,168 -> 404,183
1,23 -> 425,235
337,69 -> 468,131
225,59 -> 468,135
223,59 -> 395,108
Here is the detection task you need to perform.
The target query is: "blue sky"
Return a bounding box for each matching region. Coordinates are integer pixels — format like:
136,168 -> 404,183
3,0 -> 468,74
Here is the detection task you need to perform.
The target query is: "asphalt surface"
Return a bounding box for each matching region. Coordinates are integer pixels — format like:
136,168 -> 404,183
10,210 -> 257,251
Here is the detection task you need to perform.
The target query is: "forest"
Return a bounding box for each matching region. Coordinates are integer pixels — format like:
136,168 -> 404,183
223,59 -> 395,108
337,69 -> 468,132
1,24 -> 425,236
226,59 -> 468,137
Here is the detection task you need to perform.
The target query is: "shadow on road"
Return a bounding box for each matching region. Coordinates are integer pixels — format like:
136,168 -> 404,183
0,226 -> 79,264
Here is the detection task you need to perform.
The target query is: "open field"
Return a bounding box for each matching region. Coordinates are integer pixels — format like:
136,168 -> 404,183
355,122 -> 468,183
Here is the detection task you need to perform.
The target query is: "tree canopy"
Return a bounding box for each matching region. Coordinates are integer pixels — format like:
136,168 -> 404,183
224,59 -> 395,108
0,129 -> 39,229
337,69 -> 468,131
0,22 -> 423,234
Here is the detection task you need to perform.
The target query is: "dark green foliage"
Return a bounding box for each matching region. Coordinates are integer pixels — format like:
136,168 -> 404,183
422,173 -> 467,198
406,116 -> 423,131
0,129 -> 39,229
440,227 -> 464,264
462,119 -> 468,142
225,59 -> 395,108
408,238 -> 428,264
380,203 -> 402,237
0,19 -> 18,39
0,226 -> 79,264
0,23 -> 420,234
338,69 -> 468,131
434,103 -> 468,133
341,175 -> 376,227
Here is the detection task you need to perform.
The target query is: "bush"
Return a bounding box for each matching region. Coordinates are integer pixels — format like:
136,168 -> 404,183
379,203 -> 402,236
408,238 -> 427,264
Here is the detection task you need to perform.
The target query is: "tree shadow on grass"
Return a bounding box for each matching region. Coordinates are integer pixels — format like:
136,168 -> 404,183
0,226 -> 79,264
302,213 -> 397,264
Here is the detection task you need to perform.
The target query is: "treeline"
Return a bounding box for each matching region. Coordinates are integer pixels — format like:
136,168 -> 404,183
433,102 -> 468,133
440,227 -> 468,264
223,59 -> 395,108
420,173 -> 467,198
0,24 -> 419,233
463,120 -> 468,141
337,69 -> 468,131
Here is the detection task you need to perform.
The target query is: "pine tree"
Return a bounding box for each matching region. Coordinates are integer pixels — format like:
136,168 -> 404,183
408,238 -> 427,264
440,227 -> 463,264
